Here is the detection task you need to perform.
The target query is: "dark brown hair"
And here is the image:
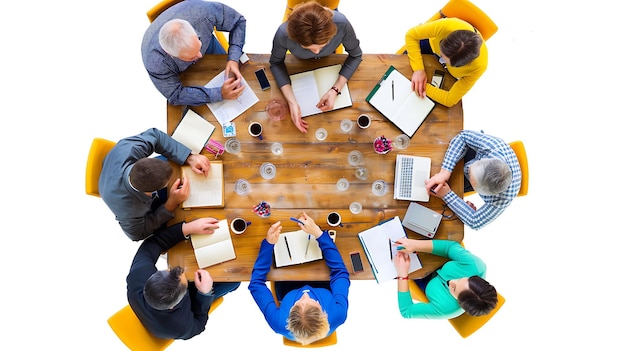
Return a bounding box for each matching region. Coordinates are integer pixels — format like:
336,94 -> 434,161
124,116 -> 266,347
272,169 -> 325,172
129,158 -> 172,192
287,1 -> 337,46
440,30 -> 482,67
457,275 -> 498,316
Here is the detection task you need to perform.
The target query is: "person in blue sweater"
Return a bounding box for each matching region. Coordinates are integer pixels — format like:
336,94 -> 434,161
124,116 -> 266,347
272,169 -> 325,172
249,212 -> 350,345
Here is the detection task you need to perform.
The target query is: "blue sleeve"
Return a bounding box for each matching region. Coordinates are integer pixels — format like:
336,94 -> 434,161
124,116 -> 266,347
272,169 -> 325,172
248,240 -> 285,333
318,231 -> 350,325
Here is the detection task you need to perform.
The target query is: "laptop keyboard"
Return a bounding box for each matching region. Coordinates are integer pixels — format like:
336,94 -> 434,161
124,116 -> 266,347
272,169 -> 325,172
398,157 -> 413,198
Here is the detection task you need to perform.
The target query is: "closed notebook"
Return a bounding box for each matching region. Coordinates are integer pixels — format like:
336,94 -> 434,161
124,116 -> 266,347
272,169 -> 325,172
171,109 -> 216,154
366,66 -> 435,137
190,219 -> 236,269
181,161 -> 224,208
357,216 -> 422,283
290,64 -> 352,117
274,230 -> 323,268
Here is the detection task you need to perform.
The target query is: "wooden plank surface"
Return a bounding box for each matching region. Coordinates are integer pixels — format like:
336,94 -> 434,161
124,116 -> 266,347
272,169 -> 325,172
166,53 -> 464,282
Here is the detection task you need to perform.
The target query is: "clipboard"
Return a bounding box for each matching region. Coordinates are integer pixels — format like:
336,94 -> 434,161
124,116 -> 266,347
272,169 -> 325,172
366,66 -> 435,138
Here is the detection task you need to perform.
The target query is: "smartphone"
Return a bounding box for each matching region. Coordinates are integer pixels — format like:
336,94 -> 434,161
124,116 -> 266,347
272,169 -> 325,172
254,68 -> 271,90
432,70 -> 445,88
349,251 -> 364,273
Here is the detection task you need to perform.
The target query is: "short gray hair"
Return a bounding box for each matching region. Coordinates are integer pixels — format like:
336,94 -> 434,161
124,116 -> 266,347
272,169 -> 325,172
470,159 -> 512,195
159,19 -> 198,57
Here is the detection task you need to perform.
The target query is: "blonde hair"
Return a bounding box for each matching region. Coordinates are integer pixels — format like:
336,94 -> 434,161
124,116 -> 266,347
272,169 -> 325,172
287,1 -> 337,46
286,304 -> 330,345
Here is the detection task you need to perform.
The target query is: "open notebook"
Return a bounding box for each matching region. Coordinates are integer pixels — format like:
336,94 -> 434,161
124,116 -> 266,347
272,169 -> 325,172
290,64 -> 352,117
274,230 -> 323,268
394,154 -> 431,202
190,219 -> 236,268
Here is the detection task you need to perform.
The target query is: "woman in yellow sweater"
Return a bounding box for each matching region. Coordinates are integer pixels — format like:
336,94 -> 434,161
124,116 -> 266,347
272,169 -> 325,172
405,17 -> 487,107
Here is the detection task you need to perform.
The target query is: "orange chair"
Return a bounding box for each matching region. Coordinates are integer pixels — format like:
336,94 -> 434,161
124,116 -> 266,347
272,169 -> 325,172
269,281 -> 338,347
108,297 -> 224,351
283,0 -> 343,54
397,0 -> 498,54
85,138 -> 116,197
146,0 -> 229,52
407,278 -> 505,338
464,140 -> 529,198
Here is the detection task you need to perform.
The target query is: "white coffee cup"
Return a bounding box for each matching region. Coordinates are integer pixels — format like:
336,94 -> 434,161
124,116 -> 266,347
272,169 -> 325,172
230,218 -> 251,234
248,121 -> 263,140
326,212 -> 343,227
357,114 -> 371,129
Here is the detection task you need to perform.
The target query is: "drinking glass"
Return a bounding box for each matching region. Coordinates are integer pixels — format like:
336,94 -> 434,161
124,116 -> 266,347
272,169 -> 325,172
349,202 -> 363,214
355,167 -> 368,180
336,178 -> 350,191
348,150 -> 363,166
235,179 -> 251,195
315,128 -> 328,141
260,162 -> 277,180
224,138 -> 241,154
271,142 -> 284,155
265,98 -> 287,121
372,180 -> 388,196
340,119 -> 354,132
393,134 -> 410,150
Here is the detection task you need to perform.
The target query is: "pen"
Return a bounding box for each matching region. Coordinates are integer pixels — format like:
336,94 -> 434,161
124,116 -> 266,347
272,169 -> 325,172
389,238 -> 393,261
290,217 -> 305,226
392,80 -> 395,101
304,234 -> 311,257
284,236 -> 292,261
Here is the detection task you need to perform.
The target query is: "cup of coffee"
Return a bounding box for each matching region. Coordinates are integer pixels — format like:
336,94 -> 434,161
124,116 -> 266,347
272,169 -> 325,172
230,218 -> 251,234
327,212 -> 343,227
357,114 -> 371,129
248,121 -> 263,140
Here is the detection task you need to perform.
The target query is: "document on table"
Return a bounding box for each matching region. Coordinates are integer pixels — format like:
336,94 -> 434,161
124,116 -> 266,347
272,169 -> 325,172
290,64 -> 352,117
205,70 -> 259,125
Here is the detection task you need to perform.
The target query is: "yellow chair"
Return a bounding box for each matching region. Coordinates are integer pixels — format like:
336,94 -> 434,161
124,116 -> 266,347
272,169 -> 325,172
408,278 -> 505,338
269,281 -> 338,347
396,0 -> 498,54
464,140 -> 529,198
85,138 -> 116,197
283,0 -> 343,54
108,297 -> 224,351
146,0 -> 229,52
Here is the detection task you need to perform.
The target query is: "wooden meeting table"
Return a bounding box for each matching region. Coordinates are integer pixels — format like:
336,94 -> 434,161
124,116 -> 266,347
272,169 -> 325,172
166,53 -> 464,282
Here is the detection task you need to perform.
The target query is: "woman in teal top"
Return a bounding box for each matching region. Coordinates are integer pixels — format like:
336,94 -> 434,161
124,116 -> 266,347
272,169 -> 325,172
393,240 -> 498,318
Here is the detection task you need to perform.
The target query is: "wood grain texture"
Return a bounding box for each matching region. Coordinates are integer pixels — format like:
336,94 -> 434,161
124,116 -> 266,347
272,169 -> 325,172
166,54 -> 464,281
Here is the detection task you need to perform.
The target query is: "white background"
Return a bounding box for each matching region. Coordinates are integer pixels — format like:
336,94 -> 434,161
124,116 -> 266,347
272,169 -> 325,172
2,0 -> 624,349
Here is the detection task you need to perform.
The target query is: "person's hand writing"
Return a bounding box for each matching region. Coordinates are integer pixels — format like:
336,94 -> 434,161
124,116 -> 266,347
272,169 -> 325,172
222,77 -> 245,100
183,217 -> 220,235
186,154 -> 211,176
266,221 -> 282,245
288,101 -> 308,133
316,90 -> 336,111
394,251 -> 411,277
411,70 -> 427,98
296,211 -> 323,238
194,270 -> 214,295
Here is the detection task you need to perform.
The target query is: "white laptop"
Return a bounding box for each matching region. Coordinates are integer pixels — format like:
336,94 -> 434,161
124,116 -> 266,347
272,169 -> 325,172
393,154 -> 431,202
402,202 -> 442,238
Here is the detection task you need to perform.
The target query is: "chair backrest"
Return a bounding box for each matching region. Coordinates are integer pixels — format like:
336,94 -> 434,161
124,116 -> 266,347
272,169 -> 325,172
426,0 -> 498,40
408,276 -> 505,338
463,140 -> 529,198
508,140 -> 528,197
282,0 -> 343,54
85,138 -> 116,197
269,281 -> 338,347
108,297 -> 224,351
146,0 -> 229,51
396,0 -> 497,54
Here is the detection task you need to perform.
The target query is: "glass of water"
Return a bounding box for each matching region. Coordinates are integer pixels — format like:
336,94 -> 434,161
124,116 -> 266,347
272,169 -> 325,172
348,150 -> 363,166
355,167 -> 368,180
235,179 -> 251,195
336,178 -> 350,191
340,119 -> 354,132
224,138 -> 241,154
372,180 -> 388,196
315,127 -> 328,141
393,134 -> 410,150
349,201 -> 362,214
260,162 -> 277,180
271,142 -> 283,155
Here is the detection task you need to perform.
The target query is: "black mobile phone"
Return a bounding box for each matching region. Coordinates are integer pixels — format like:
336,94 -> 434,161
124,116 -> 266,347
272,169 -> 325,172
350,251 -> 364,273
254,68 -> 271,90
432,70 -> 445,88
